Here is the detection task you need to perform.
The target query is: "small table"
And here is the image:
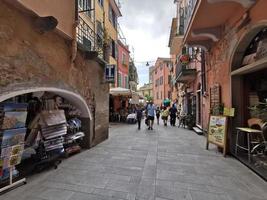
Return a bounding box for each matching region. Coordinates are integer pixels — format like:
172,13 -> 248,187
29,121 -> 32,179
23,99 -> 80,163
235,127 -> 265,162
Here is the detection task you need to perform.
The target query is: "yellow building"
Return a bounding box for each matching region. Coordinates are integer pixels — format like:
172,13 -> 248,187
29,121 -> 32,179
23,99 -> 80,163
78,0 -> 121,64
138,83 -> 153,101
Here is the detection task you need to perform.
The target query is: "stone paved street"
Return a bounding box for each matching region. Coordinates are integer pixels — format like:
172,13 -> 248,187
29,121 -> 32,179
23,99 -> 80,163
1,122 -> 267,200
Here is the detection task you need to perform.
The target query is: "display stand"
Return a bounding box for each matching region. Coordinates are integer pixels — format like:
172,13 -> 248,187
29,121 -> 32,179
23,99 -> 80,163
0,166 -> 26,193
206,115 -> 228,157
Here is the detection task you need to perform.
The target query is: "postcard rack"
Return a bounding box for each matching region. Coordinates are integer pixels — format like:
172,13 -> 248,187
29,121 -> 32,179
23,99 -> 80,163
0,103 -> 28,193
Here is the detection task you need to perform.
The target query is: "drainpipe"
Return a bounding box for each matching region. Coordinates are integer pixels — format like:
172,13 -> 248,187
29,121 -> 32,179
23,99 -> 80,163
71,0 -> 79,64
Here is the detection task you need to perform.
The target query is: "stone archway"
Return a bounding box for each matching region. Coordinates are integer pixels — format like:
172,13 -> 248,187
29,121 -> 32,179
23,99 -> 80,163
230,22 -> 267,151
0,86 -> 93,148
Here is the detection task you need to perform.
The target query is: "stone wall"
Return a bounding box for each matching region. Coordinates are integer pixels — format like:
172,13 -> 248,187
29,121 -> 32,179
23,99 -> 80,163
0,1 -> 109,147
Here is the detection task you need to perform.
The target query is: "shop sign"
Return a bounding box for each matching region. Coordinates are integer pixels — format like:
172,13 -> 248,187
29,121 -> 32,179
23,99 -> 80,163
206,115 -> 228,157
105,64 -> 115,83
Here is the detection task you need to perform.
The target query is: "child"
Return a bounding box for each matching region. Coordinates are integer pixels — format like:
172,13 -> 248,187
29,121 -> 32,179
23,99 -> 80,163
161,107 -> 169,126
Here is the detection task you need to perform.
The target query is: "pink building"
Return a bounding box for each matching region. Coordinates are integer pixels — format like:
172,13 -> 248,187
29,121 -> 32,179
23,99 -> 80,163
115,40 -> 130,88
153,58 -> 172,106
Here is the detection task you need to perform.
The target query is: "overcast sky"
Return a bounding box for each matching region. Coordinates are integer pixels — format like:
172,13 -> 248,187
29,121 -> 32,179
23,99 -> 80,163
118,0 -> 176,87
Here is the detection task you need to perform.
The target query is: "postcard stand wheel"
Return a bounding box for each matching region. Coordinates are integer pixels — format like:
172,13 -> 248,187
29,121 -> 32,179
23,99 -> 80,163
0,166 -> 26,193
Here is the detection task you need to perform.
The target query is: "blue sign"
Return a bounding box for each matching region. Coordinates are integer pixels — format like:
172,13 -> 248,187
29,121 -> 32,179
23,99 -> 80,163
105,64 -> 115,83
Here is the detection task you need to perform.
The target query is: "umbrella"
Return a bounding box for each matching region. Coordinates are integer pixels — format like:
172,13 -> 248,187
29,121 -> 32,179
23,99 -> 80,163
163,99 -> 171,107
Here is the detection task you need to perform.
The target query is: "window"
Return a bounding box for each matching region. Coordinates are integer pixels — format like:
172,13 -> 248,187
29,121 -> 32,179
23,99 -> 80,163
124,76 -> 128,88
160,91 -> 162,99
122,53 -> 127,65
160,76 -> 163,85
160,63 -> 163,70
109,4 -> 117,29
168,75 -> 171,84
168,91 -> 171,99
111,40 -> 117,59
157,92 -> 159,100
98,0 -> 103,7
78,0 -> 92,17
118,73 -> 122,87
96,20 -> 103,48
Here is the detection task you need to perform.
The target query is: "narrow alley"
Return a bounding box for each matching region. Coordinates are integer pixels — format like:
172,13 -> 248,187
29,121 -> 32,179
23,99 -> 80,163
1,123 -> 266,200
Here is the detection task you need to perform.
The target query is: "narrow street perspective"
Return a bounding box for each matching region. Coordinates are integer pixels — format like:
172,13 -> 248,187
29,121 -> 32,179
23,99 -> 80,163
1,123 -> 266,200
1,0 -> 267,199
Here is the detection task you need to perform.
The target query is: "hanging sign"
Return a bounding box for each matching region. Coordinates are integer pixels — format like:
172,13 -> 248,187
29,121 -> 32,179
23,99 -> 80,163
223,107 -> 235,117
105,64 -> 115,83
206,115 -> 228,157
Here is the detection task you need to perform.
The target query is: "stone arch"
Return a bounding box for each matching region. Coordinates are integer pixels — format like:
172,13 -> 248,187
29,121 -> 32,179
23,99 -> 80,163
0,87 -> 92,119
230,21 -> 267,71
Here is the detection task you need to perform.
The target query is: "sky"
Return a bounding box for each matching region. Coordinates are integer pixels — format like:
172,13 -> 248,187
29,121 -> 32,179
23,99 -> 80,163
118,0 -> 176,87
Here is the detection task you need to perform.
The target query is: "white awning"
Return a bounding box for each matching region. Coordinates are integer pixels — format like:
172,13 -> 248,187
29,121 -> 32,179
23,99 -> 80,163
109,87 -> 131,96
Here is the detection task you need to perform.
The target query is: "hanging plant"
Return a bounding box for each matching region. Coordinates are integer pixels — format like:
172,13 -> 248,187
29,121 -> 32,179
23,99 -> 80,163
180,54 -> 190,65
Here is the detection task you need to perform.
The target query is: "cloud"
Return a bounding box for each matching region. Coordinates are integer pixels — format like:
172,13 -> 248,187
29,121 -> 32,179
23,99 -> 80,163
119,0 -> 175,86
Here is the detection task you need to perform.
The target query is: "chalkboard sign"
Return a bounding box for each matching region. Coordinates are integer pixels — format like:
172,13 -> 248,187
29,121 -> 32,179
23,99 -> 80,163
206,115 -> 228,157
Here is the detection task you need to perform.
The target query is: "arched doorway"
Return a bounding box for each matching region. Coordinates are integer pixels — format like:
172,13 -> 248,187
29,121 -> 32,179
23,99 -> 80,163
231,25 -> 267,180
0,87 -> 92,148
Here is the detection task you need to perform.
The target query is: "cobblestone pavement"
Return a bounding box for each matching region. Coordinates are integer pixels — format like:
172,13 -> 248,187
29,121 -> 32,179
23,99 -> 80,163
1,122 -> 267,200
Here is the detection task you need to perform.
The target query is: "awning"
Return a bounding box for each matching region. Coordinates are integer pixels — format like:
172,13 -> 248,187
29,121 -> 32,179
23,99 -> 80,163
109,87 -> 131,96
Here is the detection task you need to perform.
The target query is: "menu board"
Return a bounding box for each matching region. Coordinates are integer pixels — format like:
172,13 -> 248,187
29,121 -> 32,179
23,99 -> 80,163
206,115 -> 227,156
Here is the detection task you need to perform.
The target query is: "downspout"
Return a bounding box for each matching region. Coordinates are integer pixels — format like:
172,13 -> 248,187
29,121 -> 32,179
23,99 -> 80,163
71,0 -> 79,64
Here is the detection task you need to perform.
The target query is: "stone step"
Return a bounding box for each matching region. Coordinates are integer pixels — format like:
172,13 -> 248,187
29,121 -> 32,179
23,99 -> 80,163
193,126 -> 203,135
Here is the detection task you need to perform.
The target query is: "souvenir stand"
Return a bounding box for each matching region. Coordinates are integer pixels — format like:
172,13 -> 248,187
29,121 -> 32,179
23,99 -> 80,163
0,103 -> 28,193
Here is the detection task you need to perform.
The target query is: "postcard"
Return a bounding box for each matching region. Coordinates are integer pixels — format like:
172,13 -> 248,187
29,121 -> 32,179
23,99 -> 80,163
1,128 -> 26,148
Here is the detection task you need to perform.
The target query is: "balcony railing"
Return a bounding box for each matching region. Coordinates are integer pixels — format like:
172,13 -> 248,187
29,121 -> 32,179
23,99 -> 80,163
183,0 -> 198,34
175,62 -> 196,83
77,17 -> 104,59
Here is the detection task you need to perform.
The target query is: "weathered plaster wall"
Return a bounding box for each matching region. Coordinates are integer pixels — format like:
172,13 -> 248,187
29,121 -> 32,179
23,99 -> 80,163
0,1 -> 109,147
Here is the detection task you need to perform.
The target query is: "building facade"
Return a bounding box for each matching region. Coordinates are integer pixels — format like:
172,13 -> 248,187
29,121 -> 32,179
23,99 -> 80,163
116,40 -> 130,88
152,58 -> 172,106
171,0 -> 267,179
128,60 -> 139,92
0,0 -> 121,148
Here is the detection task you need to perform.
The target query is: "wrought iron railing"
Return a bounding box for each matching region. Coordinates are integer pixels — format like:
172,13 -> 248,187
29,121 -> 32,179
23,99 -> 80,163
77,17 -> 104,59
183,0 -> 197,34
176,62 -> 196,78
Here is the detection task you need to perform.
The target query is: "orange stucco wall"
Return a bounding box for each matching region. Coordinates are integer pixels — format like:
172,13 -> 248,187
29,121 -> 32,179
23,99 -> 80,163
18,0 -> 75,39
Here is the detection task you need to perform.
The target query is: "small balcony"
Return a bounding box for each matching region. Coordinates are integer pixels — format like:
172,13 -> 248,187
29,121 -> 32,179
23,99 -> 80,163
175,62 -> 196,83
77,17 -> 104,60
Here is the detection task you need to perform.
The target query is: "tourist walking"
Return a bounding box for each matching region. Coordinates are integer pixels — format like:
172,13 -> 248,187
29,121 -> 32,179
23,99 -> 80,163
156,107 -> 161,125
136,105 -> 143,130
169,104 -> 177,126
146,101 -> 156,130
161,106 -> 169,126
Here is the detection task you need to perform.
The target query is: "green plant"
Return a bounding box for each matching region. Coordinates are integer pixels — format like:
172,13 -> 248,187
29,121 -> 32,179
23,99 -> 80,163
248,102 -> 267,121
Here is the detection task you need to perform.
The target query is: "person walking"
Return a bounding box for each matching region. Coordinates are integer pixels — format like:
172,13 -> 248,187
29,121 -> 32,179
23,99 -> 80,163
161,106 -> 169,126
146,101 -> 156,130
169,104 -> 177,126
156,107 -> 161,125
136,105 -> 143,130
